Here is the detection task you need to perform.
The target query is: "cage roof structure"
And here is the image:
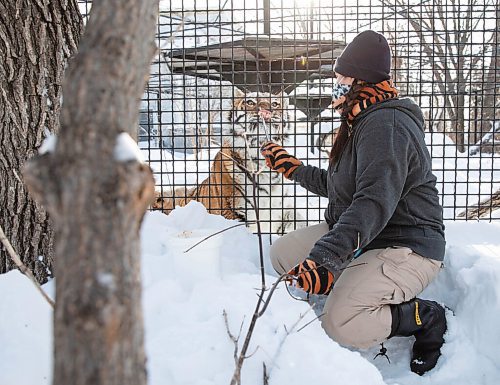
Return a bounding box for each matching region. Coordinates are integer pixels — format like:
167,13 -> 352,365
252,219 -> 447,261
165,36 -> 345,93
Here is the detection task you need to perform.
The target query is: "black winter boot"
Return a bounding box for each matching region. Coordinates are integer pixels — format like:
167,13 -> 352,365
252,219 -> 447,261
389,298 -> 447,375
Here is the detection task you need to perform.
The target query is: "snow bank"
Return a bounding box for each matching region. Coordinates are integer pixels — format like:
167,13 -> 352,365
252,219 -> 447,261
362,220 -> 500,385
1,204 -> 500,385
0,272 -> 54,385
141,204 -> 384,385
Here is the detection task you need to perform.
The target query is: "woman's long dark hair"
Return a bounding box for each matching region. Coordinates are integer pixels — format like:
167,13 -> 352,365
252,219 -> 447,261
329,80 -> 365,165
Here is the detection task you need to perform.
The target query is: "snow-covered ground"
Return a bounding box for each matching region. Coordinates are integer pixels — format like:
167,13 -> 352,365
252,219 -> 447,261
2,202 -> 500,385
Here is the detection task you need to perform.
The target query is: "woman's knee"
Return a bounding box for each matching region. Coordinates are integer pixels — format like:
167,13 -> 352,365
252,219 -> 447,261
269,223 -> 329,274
269,237 -> 292,274
321,302 -> 391,350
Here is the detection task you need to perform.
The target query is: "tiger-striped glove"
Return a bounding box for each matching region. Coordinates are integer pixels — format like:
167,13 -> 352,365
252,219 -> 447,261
287,259 -> 335,295
260,142 -> 302,179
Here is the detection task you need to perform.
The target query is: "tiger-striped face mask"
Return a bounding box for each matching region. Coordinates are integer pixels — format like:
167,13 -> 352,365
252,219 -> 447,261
331,82 -> 351,105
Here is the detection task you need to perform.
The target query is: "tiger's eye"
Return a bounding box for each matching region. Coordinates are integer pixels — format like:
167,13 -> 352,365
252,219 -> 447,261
246,100 -> 255,106
271,102 -> 279,107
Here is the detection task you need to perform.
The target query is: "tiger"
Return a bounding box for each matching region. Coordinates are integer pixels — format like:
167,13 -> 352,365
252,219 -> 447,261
153,90 -> 302,234
316,125 -> 340,156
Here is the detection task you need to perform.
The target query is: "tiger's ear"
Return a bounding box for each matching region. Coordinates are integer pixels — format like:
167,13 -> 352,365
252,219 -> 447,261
233,88 -> 246,98
233,88 -> 246,109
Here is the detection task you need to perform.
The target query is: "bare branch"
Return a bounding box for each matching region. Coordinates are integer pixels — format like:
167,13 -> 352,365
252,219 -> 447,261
243,346 -> 260,360
296,312 -> 325,333
0,224 -> 54,308
257,273 -> 294,317
228,169 -> 270,385
223,309 -> 240,366
183,222 -> 256,253
264,305 -> 315,379
159,12 -> 188,51
263,362 -> 270,385
257,260 -> 368,317
228,134 -> 271,385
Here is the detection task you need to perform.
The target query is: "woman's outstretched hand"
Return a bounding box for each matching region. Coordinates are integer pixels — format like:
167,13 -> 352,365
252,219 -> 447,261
260,142 -> 302,179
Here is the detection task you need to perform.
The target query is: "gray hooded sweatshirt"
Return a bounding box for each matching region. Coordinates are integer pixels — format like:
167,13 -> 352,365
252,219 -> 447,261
290,98 -> 445,274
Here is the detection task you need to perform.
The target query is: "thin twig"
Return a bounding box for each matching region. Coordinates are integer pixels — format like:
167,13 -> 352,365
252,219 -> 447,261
229,173 -> 268,385
159,12 -> 187,50
282,261 -> 368,302
223,309 -> 240,366
341,262 -> 368,270
210,139 -> 268,175
243,346 -> 259,359
0,224 -> 55,308
296,312 -> 325,333
226,127 -> 297,385
229,135 -> 271,385
184,221 -> 256,253
263,362 -> 269,385
286,306 -> 316,335
265,305 -> 316,379
257,273 -> 293,317
250,172 -> 266,290
230,292 -> 264,385
284,282 -> 310,302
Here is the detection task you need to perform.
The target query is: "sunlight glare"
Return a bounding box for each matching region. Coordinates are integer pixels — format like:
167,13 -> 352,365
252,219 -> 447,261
293,0 -> 316,7
292,0 -> 343,7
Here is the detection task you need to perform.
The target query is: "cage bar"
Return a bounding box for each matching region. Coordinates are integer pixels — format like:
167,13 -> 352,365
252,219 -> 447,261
78,0 -> 500,229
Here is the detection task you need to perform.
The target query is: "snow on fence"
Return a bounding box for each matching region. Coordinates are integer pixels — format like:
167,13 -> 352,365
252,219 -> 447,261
78,0 -> 499,229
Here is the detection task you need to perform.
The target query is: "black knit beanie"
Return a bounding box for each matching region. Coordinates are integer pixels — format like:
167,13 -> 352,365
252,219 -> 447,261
334,30 -> 391,83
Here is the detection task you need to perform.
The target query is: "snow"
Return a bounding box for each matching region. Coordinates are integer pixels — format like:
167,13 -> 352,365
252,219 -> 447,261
114,132 -> 145,162
2,203 -> 500,385
96,272 -> 115,290
38,132 -> 57,154
0,273 -> 54,385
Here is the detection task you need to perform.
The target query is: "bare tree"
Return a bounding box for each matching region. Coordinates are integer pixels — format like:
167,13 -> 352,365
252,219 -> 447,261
23,1 -> 158,384
383,0 -> 498,152
0,0 -> 82,282
472,5 -> 500,149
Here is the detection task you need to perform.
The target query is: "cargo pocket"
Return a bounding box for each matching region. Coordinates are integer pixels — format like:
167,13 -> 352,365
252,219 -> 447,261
377,247 -> 421,303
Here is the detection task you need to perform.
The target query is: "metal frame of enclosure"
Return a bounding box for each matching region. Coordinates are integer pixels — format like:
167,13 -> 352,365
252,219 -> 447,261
78,1 -> 499,230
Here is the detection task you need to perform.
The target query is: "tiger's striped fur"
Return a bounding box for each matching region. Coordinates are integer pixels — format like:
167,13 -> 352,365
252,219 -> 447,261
153,91 -> 301,234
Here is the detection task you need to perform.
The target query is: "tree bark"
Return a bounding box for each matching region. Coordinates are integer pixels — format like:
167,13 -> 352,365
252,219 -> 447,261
0,0 -> 82,282
458,188 -> 500,219
481,5 -> 500,133
23,1 -> 158,385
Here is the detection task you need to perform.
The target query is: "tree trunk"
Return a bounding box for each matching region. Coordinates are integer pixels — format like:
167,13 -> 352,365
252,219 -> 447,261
0,0 -> 82,283
455,91 -> 466,152
23,1 -> 158,384
481,6 -> 500,133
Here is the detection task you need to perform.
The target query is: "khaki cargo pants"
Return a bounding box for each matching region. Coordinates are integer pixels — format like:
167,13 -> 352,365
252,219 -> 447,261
270,222 -> 442,349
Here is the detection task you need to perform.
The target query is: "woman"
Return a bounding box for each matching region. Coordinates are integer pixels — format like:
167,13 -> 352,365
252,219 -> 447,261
260,30 -> 446,376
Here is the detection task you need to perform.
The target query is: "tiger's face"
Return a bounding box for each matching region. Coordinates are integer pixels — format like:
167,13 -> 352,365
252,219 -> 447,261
226,91 -> 290,163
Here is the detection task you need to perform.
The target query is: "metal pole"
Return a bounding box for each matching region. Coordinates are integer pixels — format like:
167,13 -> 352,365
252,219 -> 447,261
264,0 -> 270,35
309,1 -> 314,41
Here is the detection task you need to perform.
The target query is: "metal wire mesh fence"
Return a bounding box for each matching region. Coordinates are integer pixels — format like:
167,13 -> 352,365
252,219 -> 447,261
78,1 -> 499,232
